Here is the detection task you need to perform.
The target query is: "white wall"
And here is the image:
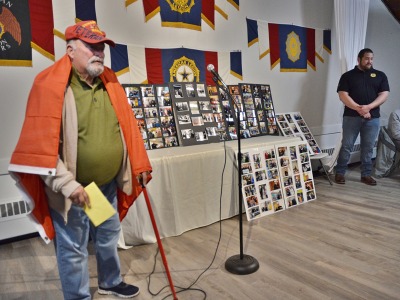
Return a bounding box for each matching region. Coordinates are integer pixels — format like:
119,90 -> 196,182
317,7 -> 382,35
1,0 -> 398,172
366,0 -> 400,120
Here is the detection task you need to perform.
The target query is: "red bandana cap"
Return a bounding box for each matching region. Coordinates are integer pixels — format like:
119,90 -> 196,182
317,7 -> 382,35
65,20 -> 115,47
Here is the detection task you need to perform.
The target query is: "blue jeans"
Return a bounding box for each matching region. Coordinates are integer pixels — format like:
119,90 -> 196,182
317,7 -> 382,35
336,116 -> 380,177
50,180 -> 122,300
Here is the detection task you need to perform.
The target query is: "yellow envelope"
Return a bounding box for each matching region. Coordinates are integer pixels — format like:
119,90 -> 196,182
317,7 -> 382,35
83,182 -> 116,227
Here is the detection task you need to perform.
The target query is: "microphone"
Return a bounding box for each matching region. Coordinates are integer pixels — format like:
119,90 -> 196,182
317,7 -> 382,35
207,64 -> 228,90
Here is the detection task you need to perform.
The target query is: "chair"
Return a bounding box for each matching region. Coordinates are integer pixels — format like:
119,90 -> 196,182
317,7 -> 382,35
373,126 -> 400,178
310,152 -> 333,185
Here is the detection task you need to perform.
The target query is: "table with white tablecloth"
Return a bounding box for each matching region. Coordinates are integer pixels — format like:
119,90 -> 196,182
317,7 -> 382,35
121,135 -> 300,245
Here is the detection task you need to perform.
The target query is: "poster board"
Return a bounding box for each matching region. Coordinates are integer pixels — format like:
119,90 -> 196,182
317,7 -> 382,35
240,140 -> 316,221
171,82 -> 221,146
123,84 -> 179,150
276,112 -> 322,155
218,83 -> 279,140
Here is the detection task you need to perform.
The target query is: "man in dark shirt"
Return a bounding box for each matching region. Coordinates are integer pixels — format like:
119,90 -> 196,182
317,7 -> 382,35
335,48 -> 390,185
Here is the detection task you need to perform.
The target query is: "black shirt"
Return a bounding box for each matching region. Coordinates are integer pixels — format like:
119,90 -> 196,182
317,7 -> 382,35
337,66 -> 390,118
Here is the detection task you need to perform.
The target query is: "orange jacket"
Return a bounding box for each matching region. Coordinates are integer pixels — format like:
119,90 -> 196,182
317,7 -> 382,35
9,55 -> 152,242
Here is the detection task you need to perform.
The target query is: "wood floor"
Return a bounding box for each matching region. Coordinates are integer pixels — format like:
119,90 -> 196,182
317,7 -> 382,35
1,163 -> 400,300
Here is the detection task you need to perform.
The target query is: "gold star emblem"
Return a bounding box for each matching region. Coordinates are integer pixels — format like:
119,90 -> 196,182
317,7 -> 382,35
179,67 -> 192,81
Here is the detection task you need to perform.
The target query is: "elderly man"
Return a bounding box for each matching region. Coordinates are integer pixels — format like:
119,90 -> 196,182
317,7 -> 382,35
9,21 -> 152,299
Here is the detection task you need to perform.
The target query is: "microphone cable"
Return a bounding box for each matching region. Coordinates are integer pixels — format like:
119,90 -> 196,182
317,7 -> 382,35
146,139 -> 228,299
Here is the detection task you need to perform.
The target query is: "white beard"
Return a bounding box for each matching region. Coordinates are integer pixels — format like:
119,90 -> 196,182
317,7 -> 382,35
86,57 -> 104,77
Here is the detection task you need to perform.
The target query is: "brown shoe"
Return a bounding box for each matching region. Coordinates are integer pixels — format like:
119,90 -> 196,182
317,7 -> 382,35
335,174 -> 345,184
361,176 -> 377,186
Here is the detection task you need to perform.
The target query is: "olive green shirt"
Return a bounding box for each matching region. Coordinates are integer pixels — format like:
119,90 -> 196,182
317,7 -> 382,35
70,68 -> 123,186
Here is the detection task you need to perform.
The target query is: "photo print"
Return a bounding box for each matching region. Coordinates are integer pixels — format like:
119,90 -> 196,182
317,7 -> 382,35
196,84 -> 206,97
141,86 -> 154,97
189,101 -> 199,114
146,118 -> 160,129
257,110 -> 265,121
173,84 -> 183,98
147,127 -> 162,139
260,122 -> 267,134
164,136 -> 178,147
160,116 -> 174,127
260,201 -> 272,213
133,108 -> 143,119
195,131 -> 208,142
191,116 -> 205,126
255,170 -> 267,181
244,185 -> 256,197
205,126 -> 218,136
143,96 -> 157,108
162,126 -> 175,137
268,124 -> 279,135
181,129 -> 194,140
210,96 -> 222,113
241,152 -> 250,163
178,114 -> 191,125
149,138 -> 164,149
207,85 -> 218,96
254,97 -> 262,110
160,107 -> 173,117
144,108 -> 158,118
126,86 -> 140,99
248,207 -> 261,220
258,184 -> 268,200
253,153 -> 262,169
269,179 -> 280,191
287,196 -> 297,207
242,174 -> 254,186
246,195 -> 259,208
185,83 -> 196,97
199,100 -> 212,111
242,162 -> 253,174
175,101 -> 189,112
156,86 -> 171,111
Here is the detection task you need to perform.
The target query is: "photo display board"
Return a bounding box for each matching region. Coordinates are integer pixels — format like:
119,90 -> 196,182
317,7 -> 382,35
170,82 -> 221,146
241,140 -> 316,221
218,83 -> 279,140
123,84 -> 179,150
276,112 -> 322,155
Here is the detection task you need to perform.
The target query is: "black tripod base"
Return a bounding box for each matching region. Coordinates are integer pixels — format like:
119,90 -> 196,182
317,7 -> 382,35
225,254 -> 259,275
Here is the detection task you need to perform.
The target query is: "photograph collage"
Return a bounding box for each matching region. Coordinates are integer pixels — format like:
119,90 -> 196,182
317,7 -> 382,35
239,83 -> 280,137
123,84 -> 179,150
170,82 -> 222,146
275,112 -> 323,155
241,141 -> 316,221
218,83 -> 279,141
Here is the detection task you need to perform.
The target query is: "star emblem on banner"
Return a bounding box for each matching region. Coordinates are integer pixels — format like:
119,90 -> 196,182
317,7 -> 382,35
179,67 -> 191,81
169,56 -> 200,82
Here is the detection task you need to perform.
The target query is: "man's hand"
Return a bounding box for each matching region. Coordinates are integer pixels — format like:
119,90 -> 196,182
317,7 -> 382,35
69,186 -> 91,208
137,171 -> 150,187
356,105 -> 370,116
362,112 -> 372,119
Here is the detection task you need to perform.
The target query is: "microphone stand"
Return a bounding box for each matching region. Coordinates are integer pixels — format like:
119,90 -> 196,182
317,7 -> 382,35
212,76 -> 259,275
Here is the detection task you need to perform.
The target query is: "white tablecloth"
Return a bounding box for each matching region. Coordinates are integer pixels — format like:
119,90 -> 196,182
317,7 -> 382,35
121,135 -> 300,245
